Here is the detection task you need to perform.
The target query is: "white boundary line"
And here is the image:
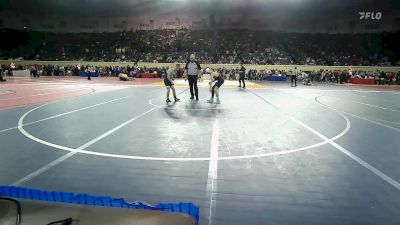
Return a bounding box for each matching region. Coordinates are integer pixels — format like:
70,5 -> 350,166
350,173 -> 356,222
278,88 -> 375,93
17,101 -> 350,161
0,90 -> 15,96
13,107 -> 156,185
255,90 -> 400,191
16,88 -> 351,161
315,96 -> 400,132
283,88 -> 400,132
291,116 -> 400,191
303,89 -> 400,131
12,152 -> 77,185
352,100 -> 400,113
206,117 -> 219,225
12,87 -> 349,163
1,86 -> 163,134
34,86 -> 74,91
0,96 -> 130,134
294,88 -> 400,95
376,119 -> 400,126
3,81 -> 126,88
0,82 -> 67,87
0,88 -> 91,101
307,89 -> 400,113
338,110 -> 400,132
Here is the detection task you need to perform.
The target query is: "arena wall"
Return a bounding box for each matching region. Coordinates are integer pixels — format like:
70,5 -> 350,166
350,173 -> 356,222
2,12 -> 398,33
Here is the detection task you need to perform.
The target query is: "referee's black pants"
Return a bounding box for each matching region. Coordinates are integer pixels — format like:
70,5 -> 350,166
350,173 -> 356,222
188,75 -> 198,99
239,76 -> 245,88
291,75 -> 297,86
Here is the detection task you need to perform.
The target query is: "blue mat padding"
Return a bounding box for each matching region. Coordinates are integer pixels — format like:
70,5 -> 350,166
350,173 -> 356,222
79,71 -> 99,77
0,186 -> 199,225
265,76 -> 287,81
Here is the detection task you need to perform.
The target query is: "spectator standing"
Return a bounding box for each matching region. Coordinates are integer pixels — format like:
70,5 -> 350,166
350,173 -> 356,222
396,71 -> 400,85
86,67 -> 91,80
239,63 -> 246,88
291,67 -> 298,87
0,67 -> 5,82
379,71 -> 386,85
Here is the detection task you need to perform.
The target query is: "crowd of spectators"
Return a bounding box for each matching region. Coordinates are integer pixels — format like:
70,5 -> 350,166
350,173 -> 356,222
212,67 -> 399,85
2,29 -> 399,66
295,69 -> 400,85
2,63 -> 399,85
2,63 -> 171,79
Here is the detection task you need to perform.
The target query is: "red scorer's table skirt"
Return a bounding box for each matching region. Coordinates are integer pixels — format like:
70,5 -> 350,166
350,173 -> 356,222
349,78 -> 375,85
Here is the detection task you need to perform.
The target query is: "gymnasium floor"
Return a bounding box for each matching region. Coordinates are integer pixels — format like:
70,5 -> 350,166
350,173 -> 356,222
1,77 -> 399,225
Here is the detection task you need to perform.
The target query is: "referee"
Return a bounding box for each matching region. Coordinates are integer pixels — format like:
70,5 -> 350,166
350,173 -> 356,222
184,54 -> 202,101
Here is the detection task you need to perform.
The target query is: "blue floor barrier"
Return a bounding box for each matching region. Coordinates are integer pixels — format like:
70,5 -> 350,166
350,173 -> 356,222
0,186 -> 199,225
78,71 -> 99,77
265,76 -> 287,81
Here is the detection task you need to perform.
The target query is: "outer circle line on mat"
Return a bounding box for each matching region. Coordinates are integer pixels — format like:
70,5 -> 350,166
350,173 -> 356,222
18,99 -> 350,161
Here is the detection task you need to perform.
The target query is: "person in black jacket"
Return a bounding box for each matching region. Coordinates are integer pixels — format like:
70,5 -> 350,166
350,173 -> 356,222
239,63 -> 246,88
0,67 -> 5,82
87,67 -> 91,80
